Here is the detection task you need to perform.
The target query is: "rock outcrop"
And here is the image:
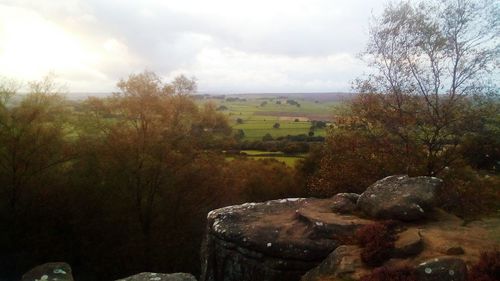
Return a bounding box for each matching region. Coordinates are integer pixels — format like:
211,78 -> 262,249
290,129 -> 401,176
200,198 -> 374,281
202,175 -> 499,281
357,175 -> 442,221
20,264 -> 196,281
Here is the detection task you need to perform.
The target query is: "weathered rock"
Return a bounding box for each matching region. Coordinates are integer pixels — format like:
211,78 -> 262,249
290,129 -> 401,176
116,272 -> 197,281
446,246 -> 465,255
392,228 -> 424,258
301,245 -> 369,281
201,198 -> 374,281
330,193 -> 359,214
21,262 -> 73,281
415,257 -> 468,281
357,175 -> 442,221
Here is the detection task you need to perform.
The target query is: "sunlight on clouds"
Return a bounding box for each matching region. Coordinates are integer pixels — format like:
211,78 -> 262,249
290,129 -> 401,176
0,0 -> 387,92
0,5 -> 95,79
0,4 -> 142,91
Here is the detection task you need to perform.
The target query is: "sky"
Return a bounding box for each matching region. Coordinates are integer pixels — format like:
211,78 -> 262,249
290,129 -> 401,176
0,0 -> 388,94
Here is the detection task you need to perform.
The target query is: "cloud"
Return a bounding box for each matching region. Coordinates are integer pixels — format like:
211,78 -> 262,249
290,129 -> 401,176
0,0 -> 387,93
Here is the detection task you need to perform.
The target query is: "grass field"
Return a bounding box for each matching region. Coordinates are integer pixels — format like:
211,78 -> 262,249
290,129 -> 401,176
198,96 -> 339,140
226,150 -> 306,167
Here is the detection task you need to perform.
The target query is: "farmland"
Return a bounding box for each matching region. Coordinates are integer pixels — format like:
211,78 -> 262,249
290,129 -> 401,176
195,93 -> 346,166
197,94 -> 344,141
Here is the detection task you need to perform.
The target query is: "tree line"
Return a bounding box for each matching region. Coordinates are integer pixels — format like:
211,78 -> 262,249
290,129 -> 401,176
0,72 -> 305,280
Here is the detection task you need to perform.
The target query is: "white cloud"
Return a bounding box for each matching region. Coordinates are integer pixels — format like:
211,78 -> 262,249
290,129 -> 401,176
0,0 -> 387,93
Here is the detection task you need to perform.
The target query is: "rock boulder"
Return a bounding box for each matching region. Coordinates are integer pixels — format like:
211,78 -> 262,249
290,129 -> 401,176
300,245 -> 369,281
21,262 -> 74,281
415,257 -> 468,281
329,193 -> 359,214
357,175 -> 442,221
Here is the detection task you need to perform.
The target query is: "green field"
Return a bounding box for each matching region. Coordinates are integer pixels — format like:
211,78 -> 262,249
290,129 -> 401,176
198,96 -> 338,140
226,150 -> 305,167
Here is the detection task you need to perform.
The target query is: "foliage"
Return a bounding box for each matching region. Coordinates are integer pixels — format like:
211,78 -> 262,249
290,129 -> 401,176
308,117 -> 407,196
307,0 -> 500,216
356,221 -> 397,267
0,75 -> 74,214
357,0 -> 499,175
262,133 -> 273,141
0,72 -> 306,280
437,165 -> 500,218
469,251 -> 500,281
359,266 -> 416,281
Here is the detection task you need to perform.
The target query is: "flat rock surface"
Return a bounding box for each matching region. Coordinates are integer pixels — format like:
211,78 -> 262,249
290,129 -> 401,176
207,198 -> 374,261
392,228 -> 424,258
415,210 -> 499,263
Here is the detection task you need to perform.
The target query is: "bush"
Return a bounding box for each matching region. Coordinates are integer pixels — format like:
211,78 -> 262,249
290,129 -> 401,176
360,266 -> 417,281
262,133 -> 273,141
438,166 -> 500,219
469,251 -> 500,281
356,221 -> 397,266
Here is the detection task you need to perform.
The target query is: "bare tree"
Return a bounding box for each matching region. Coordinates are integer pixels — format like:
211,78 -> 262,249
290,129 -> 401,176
357,0 -> 499,175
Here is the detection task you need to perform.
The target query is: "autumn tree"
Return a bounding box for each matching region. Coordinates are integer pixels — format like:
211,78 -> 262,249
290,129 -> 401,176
357,0 -> 499,175
309,0 -> 499,200
80,71 -> 230,267
0,76 -> 73,213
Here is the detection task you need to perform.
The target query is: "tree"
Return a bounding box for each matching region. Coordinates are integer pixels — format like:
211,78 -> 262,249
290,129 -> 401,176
82,71 -> 228,267
0,75 -> 73,213
262,133 -> 273,141
355,0 -> 499,176
309,0 -> 499,201
273,122 -> 280,129
234,129 -> 245,140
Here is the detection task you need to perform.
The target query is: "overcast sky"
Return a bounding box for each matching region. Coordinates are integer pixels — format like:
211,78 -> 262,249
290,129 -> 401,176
0,0 -> 388,93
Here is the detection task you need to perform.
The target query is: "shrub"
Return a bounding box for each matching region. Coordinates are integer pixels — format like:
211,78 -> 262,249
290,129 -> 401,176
438,166 -> 500,219
469,251 -> 500,281
360,266 -> 417,281
356,221 -> 397,266
262,133 -> 273,141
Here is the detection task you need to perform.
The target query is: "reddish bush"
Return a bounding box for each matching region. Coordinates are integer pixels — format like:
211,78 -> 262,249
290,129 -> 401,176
360,266 -> 417,281
469,251 -> 500,281
356,221 -> 397,266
